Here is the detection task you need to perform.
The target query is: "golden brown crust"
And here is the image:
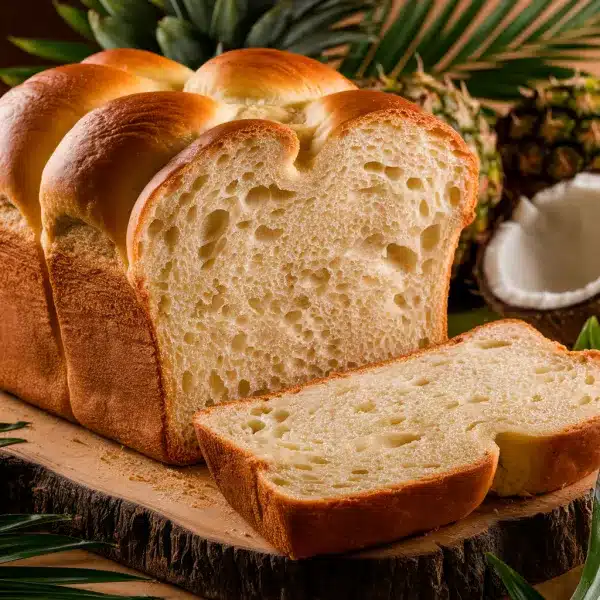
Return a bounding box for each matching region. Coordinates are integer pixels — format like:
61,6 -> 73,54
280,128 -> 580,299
184,48 -> 356,104
0,64 -> 161,232
0,207 -> 70,418
83,49 -> 193,90
44,225 -> 171,461
193,320 -> 600,557
41,91 -> 222,261
195,418 -> 497,558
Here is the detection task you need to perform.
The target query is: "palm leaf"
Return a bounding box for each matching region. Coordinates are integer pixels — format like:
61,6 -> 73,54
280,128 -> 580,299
0,515 -> 70,534
0,66 -> 47,86
486,553 -> 545,599
354,0 -> 600,102
0,422 -> 29,433
53,2 -> 95,41
7,38 -> 93,62
574,316 -> 600,351
0,439 -> 27,449
0,567 -> 147,585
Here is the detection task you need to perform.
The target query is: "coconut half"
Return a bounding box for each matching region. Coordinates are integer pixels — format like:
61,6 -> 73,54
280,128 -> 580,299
480,173 -> 600,346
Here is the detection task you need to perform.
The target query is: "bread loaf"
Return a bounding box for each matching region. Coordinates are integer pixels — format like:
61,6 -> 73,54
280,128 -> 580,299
3,48 -> 477,463
0,50 -> 186,417
194,320 -> 600,558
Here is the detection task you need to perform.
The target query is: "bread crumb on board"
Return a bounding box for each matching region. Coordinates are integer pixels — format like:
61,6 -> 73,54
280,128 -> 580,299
97,446 -> 222,507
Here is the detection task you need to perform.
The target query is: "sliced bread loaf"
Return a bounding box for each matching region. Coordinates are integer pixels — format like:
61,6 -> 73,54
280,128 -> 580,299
38,49 -> 477,463
194,320 -> 600,558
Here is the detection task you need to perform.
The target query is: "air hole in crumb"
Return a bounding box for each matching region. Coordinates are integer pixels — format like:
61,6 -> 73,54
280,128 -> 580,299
531,394 -> 543,403
164,226 -> 180,251
237,220 -> 252,230
386,244 -> 417,273
446,401 -> 459,409
352,469 -> 369,475
184,332 -> 195,344
421,224 -> 441,251
333,483 -> 352,489
192,174 -> 208,190
255,225 -> 283,241
469,394 -> 489,404
238,379 -> 251,397
269,185 -> 295,202
579,395 -> 592,406
158,295 -> 171,314
394,294 -> 407,308
466,420 -> 486,431
272,477 -> 289,486
248,298 -> 263,314
385,166 -> 403,180
148,219 -> 164,237
217,154 -> 230,166
186,205 -> 197,223
476,340 -> 511,350
449,186 -> 461,206
419,337 -> 430,349
381,433 -> 421,448
310,456 -> 329,465
273,409 -> 289,423
250,404 -> 272,416
285,310 -> 302,323
209,370 -> 227,397
232,333 -> 247,352
271,208 -> 285,217
202,209 -> 229,241
422,259 -> 435,275
225,179 -> 238,194
407,177 -> 424,190
246,419 -> 265,434
354,400 -> 375,413
364,161 -> 384,173
273,425 -> 290,438
419,199 -> 430,217
586,374 -> 595,385
413,377 -> 430,387
293,463 -> 312,471
182,371 -> 193,393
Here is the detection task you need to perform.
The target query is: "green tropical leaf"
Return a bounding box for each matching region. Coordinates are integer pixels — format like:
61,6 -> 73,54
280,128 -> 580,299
80,0 -> 108,15
572,473 -> 600,599
53,2 -> 95,41
486,553 -> 545,599
0,515 -> 70,534
156,16 -> 210,67
181,0 -> 212,33
0,580 -> 159,599
0,439 -> 26,449
88,11 -> 158,51
0,566 -> 148,584
98,0 -> 158,25
0,534 -> 107,564
285,27 -> 375,57
574,316 -> 600,351
0,66 -> 46,86
7,38 -> 93,62
0,422 -> 29,433
369,0 -> 434,75
245,1 -> 292,48
354,0 -> 600,102
210,0 -> 239,45
280,3 -> 371,48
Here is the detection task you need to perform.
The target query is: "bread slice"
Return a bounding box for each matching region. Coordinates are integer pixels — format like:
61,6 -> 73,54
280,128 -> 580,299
38,49 -> 476,463
125,50 -> 477,462
0,52 -> 185,417
194,320 -> 600,558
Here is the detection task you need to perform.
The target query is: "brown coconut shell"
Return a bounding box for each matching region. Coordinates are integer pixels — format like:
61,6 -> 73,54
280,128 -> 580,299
476,242 -> 600,348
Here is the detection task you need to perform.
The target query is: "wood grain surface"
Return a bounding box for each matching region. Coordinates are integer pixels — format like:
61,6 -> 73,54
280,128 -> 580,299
0,392 -> 596,599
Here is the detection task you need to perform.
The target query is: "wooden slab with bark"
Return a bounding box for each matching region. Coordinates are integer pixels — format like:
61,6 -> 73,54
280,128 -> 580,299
0,392 -> 594,599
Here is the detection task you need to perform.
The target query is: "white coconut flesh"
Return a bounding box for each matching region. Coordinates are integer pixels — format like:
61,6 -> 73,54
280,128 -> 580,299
483,173 -> 600,310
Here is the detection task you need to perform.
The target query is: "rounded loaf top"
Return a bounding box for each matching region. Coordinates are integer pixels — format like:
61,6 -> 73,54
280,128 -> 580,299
82,48 -> 194,90
184,48 -> 357,105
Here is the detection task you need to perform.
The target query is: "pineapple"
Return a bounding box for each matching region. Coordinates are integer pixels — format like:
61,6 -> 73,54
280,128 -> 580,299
497,76 -> 600,201
359,71 -> 503,286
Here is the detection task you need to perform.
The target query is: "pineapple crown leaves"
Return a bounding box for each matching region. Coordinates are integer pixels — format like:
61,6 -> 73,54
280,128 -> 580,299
0,421 -> 164,598
1,0 -> 376,86
340,0 -> 600,102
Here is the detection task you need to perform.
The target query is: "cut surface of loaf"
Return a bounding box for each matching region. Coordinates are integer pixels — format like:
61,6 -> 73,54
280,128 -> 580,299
24,48 -> 476,463
194,320 -> 600,558
127,80 -> 477,461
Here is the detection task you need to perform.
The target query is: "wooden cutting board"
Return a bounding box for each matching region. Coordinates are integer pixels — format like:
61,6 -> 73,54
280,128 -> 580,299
0,392 -> 595,600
